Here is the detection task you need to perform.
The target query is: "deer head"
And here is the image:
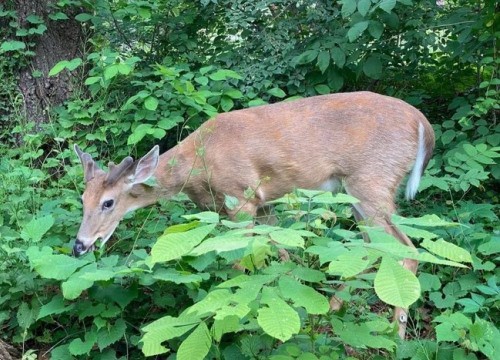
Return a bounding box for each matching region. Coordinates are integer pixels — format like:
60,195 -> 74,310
73,144 -> 160,256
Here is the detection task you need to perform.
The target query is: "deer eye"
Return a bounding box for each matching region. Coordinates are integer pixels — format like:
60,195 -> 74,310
102,199 -> 114,210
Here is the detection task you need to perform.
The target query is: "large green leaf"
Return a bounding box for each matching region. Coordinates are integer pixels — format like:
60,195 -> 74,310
151,224 -> 216,263
189,234 -> 255,256
332,319 -> 396,350
328,247 -> 370,278
61,263 -> 97,300
97,319 -> 127,350
269,229 -> 305,248
379,0 -> 397,13
257,288 -> 300,342
212,315 -> 240,342
347,21 -> 369,42
21,215 -> 54,242
27,246 -> 90,280
69,330 -> 97,356
317,51 -> 330,73
153,268 -> 210,284
421,238 -> 472,263
144,96 -> 159,110
37,295 -> 74,320
363,56 -> 382,79
279,276 -> 329,314
374,256 -> 420,308
141,315 -> 199,356
177,322 -> 212,360
17,302 -> 37,330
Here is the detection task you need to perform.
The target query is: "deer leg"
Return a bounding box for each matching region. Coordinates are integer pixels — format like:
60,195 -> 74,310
345,179 -> 417,339
381,219 -> 418,339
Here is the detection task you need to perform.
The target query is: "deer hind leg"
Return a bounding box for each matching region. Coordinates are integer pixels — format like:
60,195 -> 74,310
344,178 -> 418,339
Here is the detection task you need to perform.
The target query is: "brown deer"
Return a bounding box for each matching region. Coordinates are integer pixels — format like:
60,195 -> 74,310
73,91 -> 434,338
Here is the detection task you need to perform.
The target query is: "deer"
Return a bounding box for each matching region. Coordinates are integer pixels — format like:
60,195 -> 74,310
73,91 -> 435,339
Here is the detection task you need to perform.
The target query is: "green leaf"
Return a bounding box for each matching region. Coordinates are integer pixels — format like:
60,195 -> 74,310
347,21 -> 369,42
257,289 -> 300,342
212,315 -> 240,342
463,143 -> 478,156
328,247 -> 370,278
374,256 -> 420,308
379,0 -> 397,13
189,235 -> 255,256
66,58 -> 82,71
1,40 -> 26,52
279,276 -> 329,314
84,76 -> 101,85
177,322 -> 212,360
314,84 -> 330,95
75,13 -> 93,22
21,215 -> 54,242
368,21 -> 384,39
138,7 -> 151,19
182,211 -> 220,223
317,51 -> 330,73
144,96 -> 159,111
17,302 -> 37,330
49,58 -> 82,76
295,49 -> 318,65
306,242 -> 348,265
48,60 -> 69,76
331,47 -> 346,68
421,238 -> 472,263
49,12 -> 69,20
209,69 -> 242,81
441,129 -> 456,145
151,224 -> 216,263
27,246 -> 89,280
37,295 -> 73,320
127,123 -> 152,145
141,315 -> 199,356
97,319 -> 127,350
358,0 -> 372,16
363,56 -> 382,79
291,266 -> 326,282
153,268 -> 209,284
341,0 -> 357,18
104,64 -> 119,80
116,62 -> 132,75
332,319 -> 396,350
267,87 -> 286,98
270,229 -> 305,248
224,88 -> 243,99
69,331 -> 97,356
61,263 -> 97,300
221,96 -> 234,112
26,14 -> 44,23
393,214 -> 458,227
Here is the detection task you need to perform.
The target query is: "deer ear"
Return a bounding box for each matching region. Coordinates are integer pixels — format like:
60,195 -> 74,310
129,145 -> 160,184
74,144 -> 99,182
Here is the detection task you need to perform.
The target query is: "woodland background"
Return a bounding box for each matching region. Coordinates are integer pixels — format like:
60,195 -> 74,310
0,0 -> 498,359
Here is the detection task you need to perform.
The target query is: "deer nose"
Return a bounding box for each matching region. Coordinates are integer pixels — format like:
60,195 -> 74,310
73,240 -> 86,257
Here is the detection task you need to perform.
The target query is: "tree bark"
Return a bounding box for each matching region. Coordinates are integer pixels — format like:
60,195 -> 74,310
0,338 -> 20,360
14,0 -> 84,131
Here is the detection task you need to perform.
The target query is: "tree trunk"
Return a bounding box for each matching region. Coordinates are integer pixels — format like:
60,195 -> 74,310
0,338 -> 20,360
14,0 -> 84,131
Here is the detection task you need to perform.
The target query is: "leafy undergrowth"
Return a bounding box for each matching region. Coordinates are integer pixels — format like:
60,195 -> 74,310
2,188 -> 498,359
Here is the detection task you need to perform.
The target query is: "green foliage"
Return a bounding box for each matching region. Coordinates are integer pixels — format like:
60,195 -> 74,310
0,0 -> 498,359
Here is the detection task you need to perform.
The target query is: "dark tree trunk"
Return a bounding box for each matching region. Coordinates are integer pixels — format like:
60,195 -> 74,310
0,338 -> 20,360
14,0 -> 84,131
